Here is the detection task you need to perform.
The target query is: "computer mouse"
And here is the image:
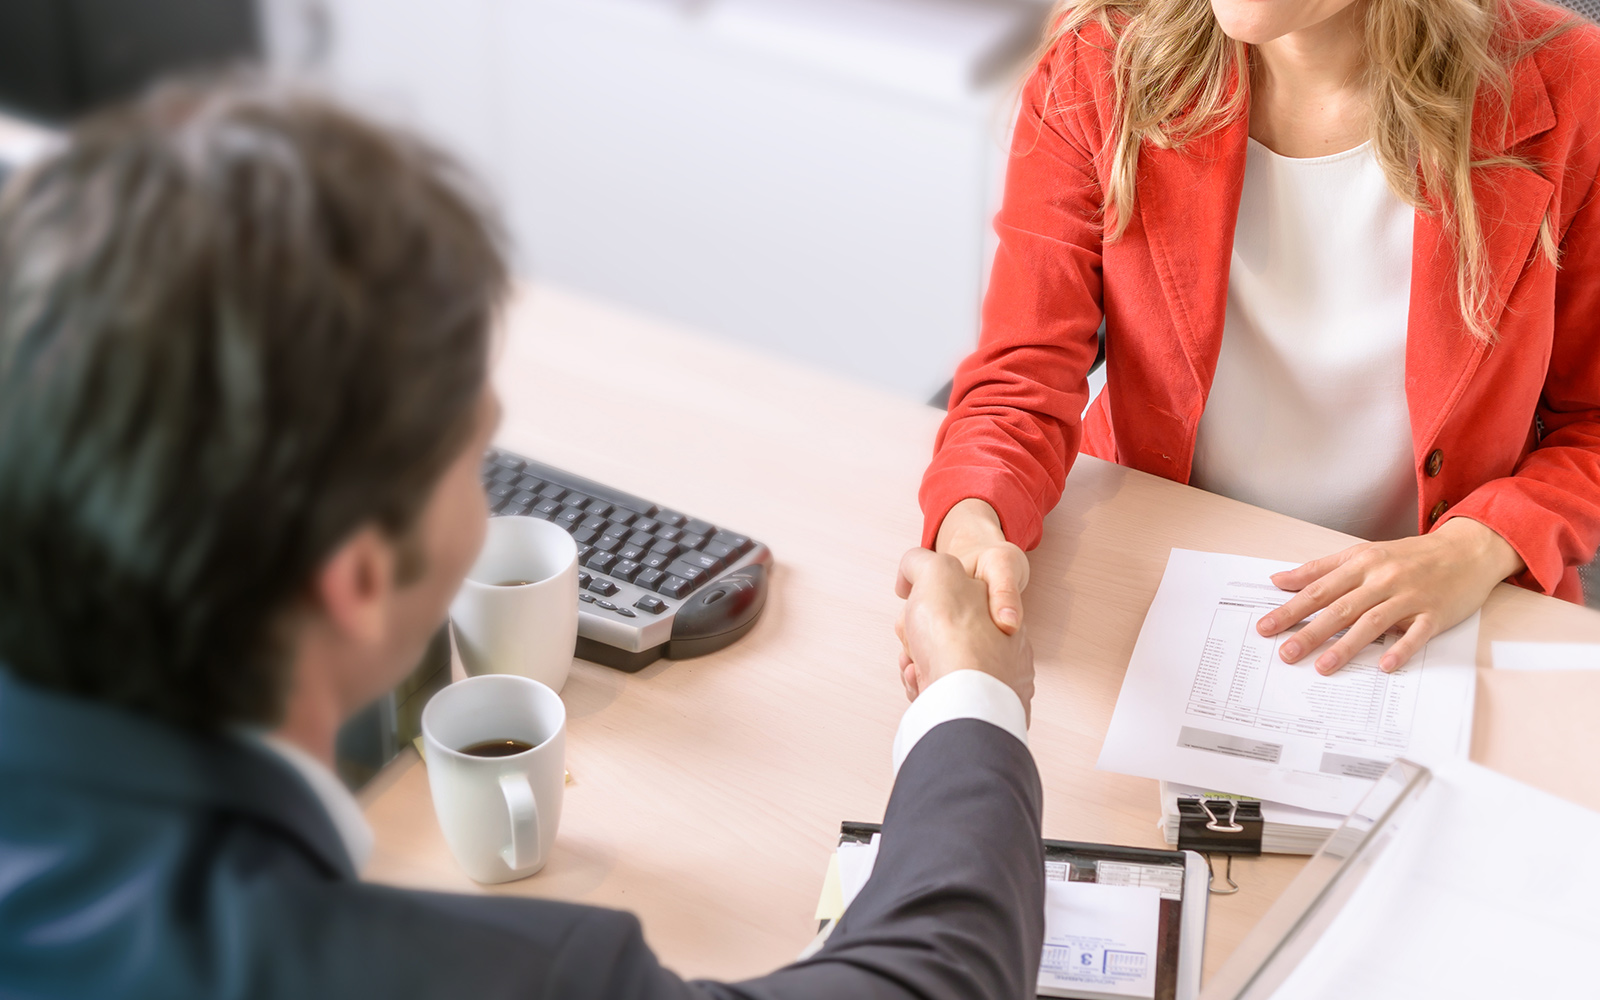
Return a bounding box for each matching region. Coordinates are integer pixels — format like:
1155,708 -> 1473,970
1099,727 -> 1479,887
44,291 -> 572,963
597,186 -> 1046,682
666,560 -> 768,659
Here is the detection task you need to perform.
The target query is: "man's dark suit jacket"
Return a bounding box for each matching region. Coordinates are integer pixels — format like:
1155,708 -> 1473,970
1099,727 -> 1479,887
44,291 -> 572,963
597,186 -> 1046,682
0,673 -> 1045,998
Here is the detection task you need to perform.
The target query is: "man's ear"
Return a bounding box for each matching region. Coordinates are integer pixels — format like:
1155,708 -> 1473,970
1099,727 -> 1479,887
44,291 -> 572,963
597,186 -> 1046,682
310,526 -> 397,647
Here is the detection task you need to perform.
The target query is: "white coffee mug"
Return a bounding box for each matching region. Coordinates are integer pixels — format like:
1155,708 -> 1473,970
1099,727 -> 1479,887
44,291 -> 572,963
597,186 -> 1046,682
421,674 -> 567,884
450,514 -> 579,692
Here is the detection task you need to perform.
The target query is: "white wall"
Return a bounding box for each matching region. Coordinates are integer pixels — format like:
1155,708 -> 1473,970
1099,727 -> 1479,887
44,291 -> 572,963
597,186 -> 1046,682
264,0 -> 1048,401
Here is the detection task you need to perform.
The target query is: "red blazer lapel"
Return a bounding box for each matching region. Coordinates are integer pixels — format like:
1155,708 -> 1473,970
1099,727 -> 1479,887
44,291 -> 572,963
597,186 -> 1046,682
1406,54 -> 1557,447
1135,110 -> 1250,475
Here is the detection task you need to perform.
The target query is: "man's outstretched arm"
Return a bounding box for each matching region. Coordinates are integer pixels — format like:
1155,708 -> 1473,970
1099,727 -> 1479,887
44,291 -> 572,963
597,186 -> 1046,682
550,550 -> 1045,1000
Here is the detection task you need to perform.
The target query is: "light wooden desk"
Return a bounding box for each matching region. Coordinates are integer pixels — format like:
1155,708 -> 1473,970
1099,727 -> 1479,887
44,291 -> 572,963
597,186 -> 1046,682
362,284 -> 1600,985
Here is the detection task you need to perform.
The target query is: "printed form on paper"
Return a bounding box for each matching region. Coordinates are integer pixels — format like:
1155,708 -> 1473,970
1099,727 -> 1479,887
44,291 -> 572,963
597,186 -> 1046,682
1098,549 -> 1477,814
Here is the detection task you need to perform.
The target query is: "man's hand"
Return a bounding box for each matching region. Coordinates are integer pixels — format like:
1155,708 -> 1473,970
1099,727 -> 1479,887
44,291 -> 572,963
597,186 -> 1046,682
1257,517 -> 1524,674
934,498 -> 1030,635
894,547 -> 1035,721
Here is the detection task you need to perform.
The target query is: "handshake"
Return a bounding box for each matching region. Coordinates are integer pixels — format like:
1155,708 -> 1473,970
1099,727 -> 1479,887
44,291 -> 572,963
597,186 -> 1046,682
894,548 -> 1036,723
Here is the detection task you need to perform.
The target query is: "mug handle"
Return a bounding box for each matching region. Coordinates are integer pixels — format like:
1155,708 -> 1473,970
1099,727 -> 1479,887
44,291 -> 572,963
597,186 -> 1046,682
498,772 -> 542,871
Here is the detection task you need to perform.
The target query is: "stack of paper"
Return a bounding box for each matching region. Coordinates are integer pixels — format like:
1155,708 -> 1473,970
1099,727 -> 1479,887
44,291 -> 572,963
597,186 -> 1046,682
1157,781 -> 1342,855
1100,550 -> 1478,817
1255,758 -> 1600,999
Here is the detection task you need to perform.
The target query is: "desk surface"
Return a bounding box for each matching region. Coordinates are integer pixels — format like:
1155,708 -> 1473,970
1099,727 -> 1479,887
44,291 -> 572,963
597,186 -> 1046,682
361,284 -> 1600,984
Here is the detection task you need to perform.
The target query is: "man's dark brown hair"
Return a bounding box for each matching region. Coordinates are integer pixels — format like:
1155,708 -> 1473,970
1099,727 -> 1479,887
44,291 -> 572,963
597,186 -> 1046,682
0,77 -> 507,729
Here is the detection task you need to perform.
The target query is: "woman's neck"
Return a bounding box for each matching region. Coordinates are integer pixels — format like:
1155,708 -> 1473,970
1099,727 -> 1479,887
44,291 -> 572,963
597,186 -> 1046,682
1249,3 -> 1370,157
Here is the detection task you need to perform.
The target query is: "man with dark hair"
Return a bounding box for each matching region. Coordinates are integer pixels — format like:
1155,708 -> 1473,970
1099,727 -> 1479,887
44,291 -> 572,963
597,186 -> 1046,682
0,79 -> 1045,999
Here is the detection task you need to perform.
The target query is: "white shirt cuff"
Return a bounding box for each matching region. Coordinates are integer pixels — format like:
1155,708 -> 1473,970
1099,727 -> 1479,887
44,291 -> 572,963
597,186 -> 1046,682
891,669 -> 1028,776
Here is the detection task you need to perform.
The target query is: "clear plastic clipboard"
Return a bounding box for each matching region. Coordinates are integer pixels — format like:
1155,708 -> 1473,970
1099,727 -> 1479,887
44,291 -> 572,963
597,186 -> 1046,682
1197,759 -> 1432,1000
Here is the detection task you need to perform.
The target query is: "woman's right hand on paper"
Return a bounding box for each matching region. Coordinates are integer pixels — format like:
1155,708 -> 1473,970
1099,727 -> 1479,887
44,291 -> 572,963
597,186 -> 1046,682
934,498 -> 1030,635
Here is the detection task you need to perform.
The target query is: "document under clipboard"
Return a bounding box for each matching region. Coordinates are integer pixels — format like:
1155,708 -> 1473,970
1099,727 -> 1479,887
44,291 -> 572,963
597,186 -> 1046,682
1198,759 -> 1431,1000
824,821 -> 1210,1000
1200,756 -> 1600,1000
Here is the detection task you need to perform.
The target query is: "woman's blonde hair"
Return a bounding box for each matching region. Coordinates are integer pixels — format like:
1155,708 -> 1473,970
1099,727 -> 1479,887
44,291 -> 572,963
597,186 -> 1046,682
1045,0 -> 1573,340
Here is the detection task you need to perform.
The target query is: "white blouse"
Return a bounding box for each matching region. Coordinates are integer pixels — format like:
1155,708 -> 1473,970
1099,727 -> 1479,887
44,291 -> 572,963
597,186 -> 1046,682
1190,137 -> 1419,541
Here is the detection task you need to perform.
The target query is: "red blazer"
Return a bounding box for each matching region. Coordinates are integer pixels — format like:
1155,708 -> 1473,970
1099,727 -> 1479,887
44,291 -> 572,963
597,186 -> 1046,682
922,1 -> 1600,603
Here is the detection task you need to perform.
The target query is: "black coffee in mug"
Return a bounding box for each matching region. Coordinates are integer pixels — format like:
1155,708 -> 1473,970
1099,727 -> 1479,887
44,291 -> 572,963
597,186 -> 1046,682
493,580 -> 537,587
461,739 -> 535,758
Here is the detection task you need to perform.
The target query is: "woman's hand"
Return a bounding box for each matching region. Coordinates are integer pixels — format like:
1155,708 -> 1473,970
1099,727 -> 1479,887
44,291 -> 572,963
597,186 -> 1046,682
1257,517 -> 1525,675
933,498 -> 1030,635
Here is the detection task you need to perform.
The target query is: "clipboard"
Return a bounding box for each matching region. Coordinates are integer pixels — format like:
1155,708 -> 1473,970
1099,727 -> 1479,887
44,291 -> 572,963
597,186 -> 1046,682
826,821 -> 1210,1000
1198,759 -> 1432,1000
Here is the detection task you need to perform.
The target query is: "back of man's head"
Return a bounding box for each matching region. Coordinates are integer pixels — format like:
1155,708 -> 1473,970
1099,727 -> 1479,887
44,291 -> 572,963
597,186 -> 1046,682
0,77 -> 507,731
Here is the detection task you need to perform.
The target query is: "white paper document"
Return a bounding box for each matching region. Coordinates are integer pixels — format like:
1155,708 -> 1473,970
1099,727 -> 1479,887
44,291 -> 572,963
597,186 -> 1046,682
1267,758 -> 1600,1000
1099,550 -> 1477,814
1491,640 -> 1600,671
836,834 -> 880,911
1039,878 -> 1161,999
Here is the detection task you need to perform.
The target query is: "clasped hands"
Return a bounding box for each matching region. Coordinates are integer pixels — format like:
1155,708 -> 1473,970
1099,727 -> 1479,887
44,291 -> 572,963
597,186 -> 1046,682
907,499 -> 1523,683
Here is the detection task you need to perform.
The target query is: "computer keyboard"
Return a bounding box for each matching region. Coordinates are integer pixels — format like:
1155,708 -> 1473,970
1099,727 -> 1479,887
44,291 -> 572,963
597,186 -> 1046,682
480,448 -> 772,671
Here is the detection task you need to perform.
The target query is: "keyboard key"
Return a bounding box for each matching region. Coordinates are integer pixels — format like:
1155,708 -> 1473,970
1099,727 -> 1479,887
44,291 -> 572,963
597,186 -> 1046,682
513,458 -> 658,516
573,526 -> 599,545
596,600 -> 618,611
614,606 -> 636,618
642,551 -> 675,571
501,502 -> 529,517
576,544 -> 594,563
538,483 -> 567,501
563,493 -> 594,510
516,474 -> 544,492
584,499 -> 613,518
488,482 -> 517,499
491,466 -> 519,485
627,530 -> 655,549
703,540 -> 738,562
619,544 -> 647,562
649,539 -> 680,558
676,550 -> 724,574
632,517 -> 660,534
664,559 -> 707,583
656,510 -> 687,528
586,577 -> 618,596
594,535 -> 621,553
634,595 -> 666,615
578,571 -> 592,589
487,497 -> 507,514
683,518 -> 715,537
678,533 -> 706,551
580,514 -> 608,532
492,453 -> 523,472
609,510 -> 636,528
534,498 -> 562,516
655,526 -> 682,543
711,530 -> 751,553
635,567 -> 666,591
601,521 -> 630,541
557,507 -> 585,527
611,559 -> 641,582
511,490 -> 540,509
578,592 -> 597,604
658,575 -> 693,599
584,551 -> 617,573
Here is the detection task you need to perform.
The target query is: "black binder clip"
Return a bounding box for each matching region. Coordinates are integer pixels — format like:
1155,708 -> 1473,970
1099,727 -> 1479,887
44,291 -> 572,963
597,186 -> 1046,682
1177,796 -> 1263,896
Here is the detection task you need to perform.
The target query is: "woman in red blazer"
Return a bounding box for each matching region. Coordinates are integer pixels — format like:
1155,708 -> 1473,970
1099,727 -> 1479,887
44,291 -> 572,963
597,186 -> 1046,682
915,0 -> 1600,682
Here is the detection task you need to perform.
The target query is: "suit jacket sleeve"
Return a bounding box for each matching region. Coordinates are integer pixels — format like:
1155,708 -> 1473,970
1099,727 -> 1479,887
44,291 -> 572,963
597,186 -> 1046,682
646,718 -> 1044,1000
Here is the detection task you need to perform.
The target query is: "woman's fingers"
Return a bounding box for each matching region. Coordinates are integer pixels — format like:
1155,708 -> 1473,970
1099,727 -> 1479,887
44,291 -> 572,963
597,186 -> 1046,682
974,544 -> 1029,635
1262,563 -> 1369,655
1379,616 -> 1435,673
1310,599 -> 1404,674
1269,546 -> 1359,594
900,652 -> 920,700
